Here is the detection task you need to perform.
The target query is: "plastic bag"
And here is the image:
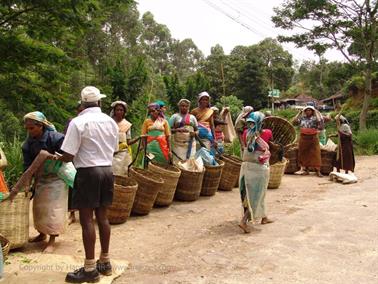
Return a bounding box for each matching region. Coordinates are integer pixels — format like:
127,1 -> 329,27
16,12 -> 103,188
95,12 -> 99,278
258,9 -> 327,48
177,156 -> 204,172
195,147 -> 218,166
113,150 -> 131,176
57,162 -> 77,188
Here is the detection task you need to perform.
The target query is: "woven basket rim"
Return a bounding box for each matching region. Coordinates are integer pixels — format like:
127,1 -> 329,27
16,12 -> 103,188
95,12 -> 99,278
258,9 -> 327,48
114,175 -> 138,187
129,167 -> 164,184
221,155 -> 242,165
149,163 -> 181,175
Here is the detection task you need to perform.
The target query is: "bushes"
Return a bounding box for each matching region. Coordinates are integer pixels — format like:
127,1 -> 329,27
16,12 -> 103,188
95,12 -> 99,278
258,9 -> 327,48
354,129 -> 378,155
0,136 -> 24,187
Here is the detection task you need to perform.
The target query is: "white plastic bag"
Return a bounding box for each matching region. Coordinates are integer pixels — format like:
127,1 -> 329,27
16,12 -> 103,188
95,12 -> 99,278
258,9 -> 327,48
113,150 -> 131,176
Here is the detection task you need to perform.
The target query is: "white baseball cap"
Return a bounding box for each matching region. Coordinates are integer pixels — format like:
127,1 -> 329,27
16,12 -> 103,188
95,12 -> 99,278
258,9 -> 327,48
81,86 -> 106,102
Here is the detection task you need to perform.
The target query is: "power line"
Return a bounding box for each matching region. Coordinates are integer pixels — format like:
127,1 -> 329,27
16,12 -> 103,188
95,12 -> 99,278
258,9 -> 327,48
201,0 -> 267,38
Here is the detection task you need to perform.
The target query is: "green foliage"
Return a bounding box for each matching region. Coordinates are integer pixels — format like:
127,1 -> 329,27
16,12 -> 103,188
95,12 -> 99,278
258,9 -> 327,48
224,138 -> 241,158
216,95 -> 243,121
354,129 -> 378,155
1,137 -> 24,187
274,109 -> 298,120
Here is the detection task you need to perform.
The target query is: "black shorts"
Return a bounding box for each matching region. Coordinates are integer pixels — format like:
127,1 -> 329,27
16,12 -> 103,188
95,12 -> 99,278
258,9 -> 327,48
72,166 -> 114,209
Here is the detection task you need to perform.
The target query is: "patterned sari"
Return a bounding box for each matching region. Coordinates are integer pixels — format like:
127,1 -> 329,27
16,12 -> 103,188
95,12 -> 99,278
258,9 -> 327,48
142,117 -> 170,165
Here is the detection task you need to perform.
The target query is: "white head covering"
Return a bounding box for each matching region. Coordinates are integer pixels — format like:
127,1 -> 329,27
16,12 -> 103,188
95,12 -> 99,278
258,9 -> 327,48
198,91 -> 210,101
110,100 -> 128,118
235,106 -> 254,126
177,99 -> 191,106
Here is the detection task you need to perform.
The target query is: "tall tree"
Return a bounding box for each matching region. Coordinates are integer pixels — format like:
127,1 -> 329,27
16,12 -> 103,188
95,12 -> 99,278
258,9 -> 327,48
273,0 -> 378,130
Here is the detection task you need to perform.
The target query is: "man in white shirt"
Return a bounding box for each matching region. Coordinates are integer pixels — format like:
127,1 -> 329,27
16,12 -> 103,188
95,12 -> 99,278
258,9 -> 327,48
55,86 -> 118,283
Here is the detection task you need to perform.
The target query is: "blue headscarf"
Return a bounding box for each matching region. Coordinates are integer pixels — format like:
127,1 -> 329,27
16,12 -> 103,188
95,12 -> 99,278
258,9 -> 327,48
23,111 -> 56,131
246,111 -> 265,152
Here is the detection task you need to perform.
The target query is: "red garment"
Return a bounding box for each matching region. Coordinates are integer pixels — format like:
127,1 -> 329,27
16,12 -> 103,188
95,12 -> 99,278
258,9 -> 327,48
260,129 -> 273,143
215,130 -> 224,142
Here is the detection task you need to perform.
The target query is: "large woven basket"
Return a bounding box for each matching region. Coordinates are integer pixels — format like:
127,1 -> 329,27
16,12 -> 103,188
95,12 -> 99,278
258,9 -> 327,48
218,155 -> 242,191
268,158 -> 288,189
0,233 -> 10,261
283,143 -> 300,174
321,149 -> 336,175
200,160 -> 225,196
175,168 -> 205,201
129,167 -> 164,215
149,163 -> 181,206
0,192 -> 30,249
262,116 -> 296,146
107,175 -> 138,224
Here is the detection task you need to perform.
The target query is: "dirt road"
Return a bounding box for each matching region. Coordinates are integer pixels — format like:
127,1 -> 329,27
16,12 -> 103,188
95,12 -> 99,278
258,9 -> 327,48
4,156 -> 378,283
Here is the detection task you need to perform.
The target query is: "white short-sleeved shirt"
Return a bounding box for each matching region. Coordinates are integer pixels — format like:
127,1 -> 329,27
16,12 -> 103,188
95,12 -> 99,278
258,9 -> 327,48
61,107 -> 119,168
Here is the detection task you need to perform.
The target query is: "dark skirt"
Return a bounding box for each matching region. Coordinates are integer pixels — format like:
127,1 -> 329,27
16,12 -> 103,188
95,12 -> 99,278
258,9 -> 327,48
334,132 -> 355,171
298,133 -> 321,169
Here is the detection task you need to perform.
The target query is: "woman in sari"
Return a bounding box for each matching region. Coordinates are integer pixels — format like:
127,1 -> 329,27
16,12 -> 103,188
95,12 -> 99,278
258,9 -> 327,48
239,112 -> 273,233
110,101 -> 138,175
331,114 -> 355,174
292,105 -> 323,177
21,112 -> 67,252
191,92 -> 215,151
169,99 -> 198,162
142,103 -> 172,165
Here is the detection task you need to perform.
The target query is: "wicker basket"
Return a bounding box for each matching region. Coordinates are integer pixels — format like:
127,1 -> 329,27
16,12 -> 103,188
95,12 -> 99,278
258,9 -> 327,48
284,143 -> 300,174
218,155 -> 242,191
175,168 -> 205,201
0,192 -> 30,249
321,149 -> 336,175
148,163 -> 181,206
268,158 -> 288,189
129,167 -> 164,215
107,175 -> 138,224
0,233 -> 10,261
200,160 -> 225,196
262,116 -> 296,146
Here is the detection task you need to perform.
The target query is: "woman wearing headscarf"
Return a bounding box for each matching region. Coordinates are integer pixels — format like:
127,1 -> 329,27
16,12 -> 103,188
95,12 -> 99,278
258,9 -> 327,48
235,106 -> 254,151
190,92 -> 215,151
20,111 -> 67,252
141,103 -> 172,165
110,101 -> 137,175
238,112 -> 273,233
169,99 -> 199,162
331,114 -> 355,174
292,105 -> 323,177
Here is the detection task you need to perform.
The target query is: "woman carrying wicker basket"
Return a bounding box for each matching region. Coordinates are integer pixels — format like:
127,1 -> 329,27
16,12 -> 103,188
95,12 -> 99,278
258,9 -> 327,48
239,112 -> 273,234
292,106 -> 323,177
169,99 -> 199,162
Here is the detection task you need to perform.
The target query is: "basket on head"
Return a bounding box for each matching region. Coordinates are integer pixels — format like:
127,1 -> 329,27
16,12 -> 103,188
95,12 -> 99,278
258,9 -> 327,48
0,233 -> 10,261
219,155 -> 242,191
268,158 -> 288,189
107,175 -> 138,224
200,159 -> 225,196
129,167 -> 164,215
283,143 -> 300,174
0,192 -> 30,249
148,163 -> 181,206
262,116 -> 296,147
175,168 -> 205,201
320,149 -> 336,175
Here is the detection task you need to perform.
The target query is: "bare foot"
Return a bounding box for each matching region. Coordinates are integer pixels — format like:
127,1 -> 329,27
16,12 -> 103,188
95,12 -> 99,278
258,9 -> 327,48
29,233 -> 47,243
316,172 -> 323,177
43,236 -> 56,253
238,223 -> 251,234
261,217 -> 274,225
68,212 -> 76,225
